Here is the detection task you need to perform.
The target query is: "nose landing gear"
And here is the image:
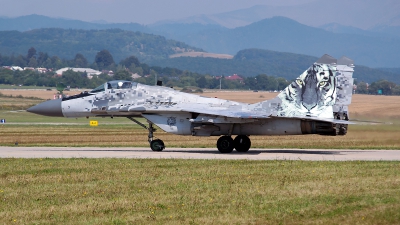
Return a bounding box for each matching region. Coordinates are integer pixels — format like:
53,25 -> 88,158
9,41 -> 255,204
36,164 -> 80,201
128,117 -> 165,151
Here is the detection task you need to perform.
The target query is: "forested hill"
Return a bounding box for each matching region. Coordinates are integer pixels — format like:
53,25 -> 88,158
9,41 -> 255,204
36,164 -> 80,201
0,27 -> 398,84
149,49 -> 400,84
0,28 -> 203,63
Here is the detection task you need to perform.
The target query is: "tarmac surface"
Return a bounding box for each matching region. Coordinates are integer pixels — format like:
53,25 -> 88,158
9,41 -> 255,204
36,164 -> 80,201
0,147 -> 399,161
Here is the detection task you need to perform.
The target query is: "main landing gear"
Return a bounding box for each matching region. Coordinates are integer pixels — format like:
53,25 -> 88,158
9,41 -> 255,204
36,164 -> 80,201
128,117 -> 165,151
128,117 -> 251,153
216,135 -> 251,153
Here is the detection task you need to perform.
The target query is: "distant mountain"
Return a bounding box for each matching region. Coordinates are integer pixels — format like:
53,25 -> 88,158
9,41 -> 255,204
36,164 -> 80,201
159,0 -> 400,29
0,14 -> 151,33
0,15 -> 400,79
319,23 -> 400,38
1,15 -> 400,68
377,68 -> 400,74
318,23 -> 387,37
148,23 -> 227,41
0,28 -> 203,63
0,14 -> 229,40
149,49 -> 400,84
154,0 -> 400,41
370,25 -> 400,38
162,17 -> 400,68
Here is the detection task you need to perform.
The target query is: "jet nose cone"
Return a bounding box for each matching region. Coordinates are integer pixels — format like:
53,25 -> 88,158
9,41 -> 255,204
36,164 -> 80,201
27,99 -> 63,117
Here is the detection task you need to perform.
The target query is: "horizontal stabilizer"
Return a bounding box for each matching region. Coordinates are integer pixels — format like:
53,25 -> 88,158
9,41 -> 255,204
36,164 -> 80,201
270,116 -> 355,124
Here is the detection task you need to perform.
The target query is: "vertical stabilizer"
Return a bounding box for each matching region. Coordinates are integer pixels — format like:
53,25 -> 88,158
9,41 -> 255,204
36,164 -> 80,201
251,54 -> 355,127
273,54 -> 339,119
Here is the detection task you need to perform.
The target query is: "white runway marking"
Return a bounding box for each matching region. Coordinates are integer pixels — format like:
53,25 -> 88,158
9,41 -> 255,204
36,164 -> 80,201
0,147 -> 399,161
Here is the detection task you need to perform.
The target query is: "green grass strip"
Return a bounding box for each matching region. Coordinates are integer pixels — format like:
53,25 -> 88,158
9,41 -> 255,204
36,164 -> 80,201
1,159 -> 399,224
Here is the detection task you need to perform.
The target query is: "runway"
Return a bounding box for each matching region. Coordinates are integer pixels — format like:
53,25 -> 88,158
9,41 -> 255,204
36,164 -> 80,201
0,147 -> 399,161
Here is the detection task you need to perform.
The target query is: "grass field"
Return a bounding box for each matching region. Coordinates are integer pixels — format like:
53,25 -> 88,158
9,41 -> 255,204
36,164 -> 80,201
0,84 -> 53,89
1,159 -> 399,224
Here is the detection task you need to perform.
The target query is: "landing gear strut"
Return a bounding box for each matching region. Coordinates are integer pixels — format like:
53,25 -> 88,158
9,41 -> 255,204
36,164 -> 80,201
128,117 -> 165,151
216,135 -> 251,153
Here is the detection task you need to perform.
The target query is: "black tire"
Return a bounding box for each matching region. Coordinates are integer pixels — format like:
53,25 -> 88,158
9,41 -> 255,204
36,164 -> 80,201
150,139 -> 165,151
234,135 -> 251,152
216,136 -> 234,153
338,126 -> 347,135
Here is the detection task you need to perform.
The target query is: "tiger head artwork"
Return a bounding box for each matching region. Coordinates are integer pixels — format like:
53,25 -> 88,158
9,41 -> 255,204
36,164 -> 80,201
277,63 -> 337,118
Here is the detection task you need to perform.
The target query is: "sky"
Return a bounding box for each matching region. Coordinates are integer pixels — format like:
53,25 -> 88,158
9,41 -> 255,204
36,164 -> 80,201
0,0 -> 316,24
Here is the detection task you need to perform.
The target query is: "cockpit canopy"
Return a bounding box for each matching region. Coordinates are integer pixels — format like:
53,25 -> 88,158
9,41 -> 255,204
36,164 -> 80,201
90,80 -> 137,93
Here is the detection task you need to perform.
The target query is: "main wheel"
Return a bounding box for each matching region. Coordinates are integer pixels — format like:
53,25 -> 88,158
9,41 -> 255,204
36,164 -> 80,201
150,139 -> 165,151
216,136 -> 234,153
234,135 -> 251,152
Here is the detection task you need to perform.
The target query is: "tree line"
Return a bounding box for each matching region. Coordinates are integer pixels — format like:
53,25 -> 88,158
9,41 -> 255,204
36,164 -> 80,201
355,80 -> 400,95
0,48 -> 292,91
1,47 -> 121,71
1,48 -> 400,95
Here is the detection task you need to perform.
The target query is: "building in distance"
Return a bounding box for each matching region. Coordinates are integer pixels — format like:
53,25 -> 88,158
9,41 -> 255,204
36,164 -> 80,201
56,68 -> 102,79
225,74 -> 244,84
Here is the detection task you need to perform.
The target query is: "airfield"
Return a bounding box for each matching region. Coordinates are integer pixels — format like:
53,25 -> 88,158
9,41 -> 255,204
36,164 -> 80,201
1,89 -> 400,160
1,89 -> 400,224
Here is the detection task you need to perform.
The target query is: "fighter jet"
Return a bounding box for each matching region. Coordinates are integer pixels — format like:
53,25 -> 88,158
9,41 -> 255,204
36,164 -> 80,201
27,54 -> 355,153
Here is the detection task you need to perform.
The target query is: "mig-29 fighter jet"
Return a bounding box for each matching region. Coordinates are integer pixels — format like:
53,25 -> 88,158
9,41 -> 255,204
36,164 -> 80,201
27,54 -> 355,153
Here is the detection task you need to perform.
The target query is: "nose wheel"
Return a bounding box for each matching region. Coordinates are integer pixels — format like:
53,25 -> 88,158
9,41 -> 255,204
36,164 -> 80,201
150,139 -> 165,151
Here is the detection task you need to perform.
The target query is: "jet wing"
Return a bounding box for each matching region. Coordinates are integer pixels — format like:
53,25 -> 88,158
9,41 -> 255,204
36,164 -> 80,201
177,103 -> 270,119
109,102 -> 271,118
